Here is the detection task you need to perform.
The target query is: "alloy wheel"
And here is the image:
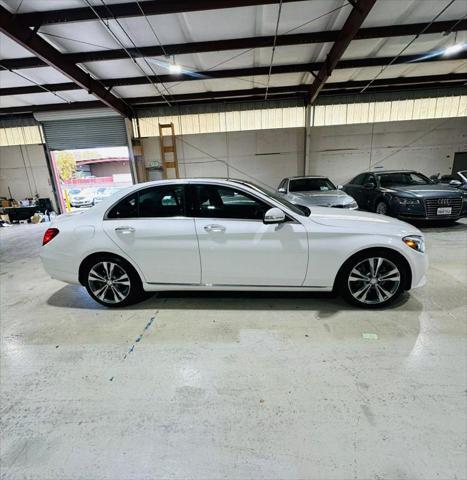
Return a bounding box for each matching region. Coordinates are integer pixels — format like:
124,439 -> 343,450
347,257 -> 401,305
376,202 -> 387,215
88,261 -> 131,304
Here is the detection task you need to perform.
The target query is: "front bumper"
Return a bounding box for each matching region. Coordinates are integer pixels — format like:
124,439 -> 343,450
391,198 -> 466,220
406,249 -> 428,290
71,200 -> 93,207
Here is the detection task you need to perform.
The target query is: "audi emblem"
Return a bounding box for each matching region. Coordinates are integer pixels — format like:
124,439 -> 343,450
437,198 -> 451,205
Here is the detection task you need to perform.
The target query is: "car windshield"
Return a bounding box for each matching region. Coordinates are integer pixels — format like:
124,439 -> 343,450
289,178 -> 336,192
237,181 -> 308,217
69,189 -> 81,195
378,172 -> 432,187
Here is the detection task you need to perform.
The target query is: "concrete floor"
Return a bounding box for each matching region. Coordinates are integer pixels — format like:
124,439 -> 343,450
1,220 -> 466,480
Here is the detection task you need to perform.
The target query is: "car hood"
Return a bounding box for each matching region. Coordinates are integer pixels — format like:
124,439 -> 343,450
286,190 -> 354,206
381,184 -> 463,198
305,206 -> 420,236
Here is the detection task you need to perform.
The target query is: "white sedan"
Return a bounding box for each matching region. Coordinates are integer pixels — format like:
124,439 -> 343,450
40,178 -> 427,308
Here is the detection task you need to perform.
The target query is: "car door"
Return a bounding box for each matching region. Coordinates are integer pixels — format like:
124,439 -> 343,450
103,184 -> 201,284
360,173 -> 378,211
344,173 -> 366,207
192,183 -> 308,286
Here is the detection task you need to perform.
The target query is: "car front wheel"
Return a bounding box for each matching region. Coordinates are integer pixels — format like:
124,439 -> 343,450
338,251 -> 407,308
375,201 -> 389,215
84,256 -> 145,307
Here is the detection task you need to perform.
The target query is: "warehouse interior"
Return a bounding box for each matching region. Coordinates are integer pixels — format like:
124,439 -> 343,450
0,0 -> 466,479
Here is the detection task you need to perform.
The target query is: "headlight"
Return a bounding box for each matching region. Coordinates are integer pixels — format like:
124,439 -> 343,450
403,235 -> 425,253
344,201 -> 358,209
395,197 -> 420,205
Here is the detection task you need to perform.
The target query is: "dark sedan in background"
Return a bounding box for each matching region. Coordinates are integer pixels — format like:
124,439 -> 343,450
343,170 -> 467,222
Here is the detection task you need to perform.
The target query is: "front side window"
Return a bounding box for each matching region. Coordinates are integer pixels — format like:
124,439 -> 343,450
350,173 -> 366,185
138,185 -> 185,217
289,177 -> 336,192
194,184 -> 269,220
378,172 -> 432,188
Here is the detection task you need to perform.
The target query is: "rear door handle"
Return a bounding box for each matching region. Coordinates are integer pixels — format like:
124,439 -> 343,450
115,226 -> 135,234
204,224 -> 226,233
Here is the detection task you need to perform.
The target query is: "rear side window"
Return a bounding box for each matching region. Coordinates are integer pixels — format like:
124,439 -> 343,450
106,185 -> 186,219
107,193 -> 138,219
139,185 -> 185,217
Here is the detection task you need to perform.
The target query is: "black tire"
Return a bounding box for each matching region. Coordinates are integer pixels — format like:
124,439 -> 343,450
375,200 -> 389,215
337,249 -> 408,308
83,255 -> 145,307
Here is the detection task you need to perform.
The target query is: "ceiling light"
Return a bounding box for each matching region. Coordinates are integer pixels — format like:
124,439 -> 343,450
443,43 -> 463,56
169,62 -> 182,74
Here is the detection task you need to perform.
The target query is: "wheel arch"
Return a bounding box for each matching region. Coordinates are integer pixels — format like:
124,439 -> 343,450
78,251 -> 143,286
333,246 -> 412,292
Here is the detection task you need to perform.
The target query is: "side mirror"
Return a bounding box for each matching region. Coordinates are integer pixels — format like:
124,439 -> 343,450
277,187 -> 286,194
449,180 -> 462,187
364,182 -> 376,190
264,207 -> 286,224
337,184 -> 343,190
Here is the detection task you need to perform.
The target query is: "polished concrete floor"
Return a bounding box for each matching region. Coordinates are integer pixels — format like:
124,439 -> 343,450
1,220 -> 466,480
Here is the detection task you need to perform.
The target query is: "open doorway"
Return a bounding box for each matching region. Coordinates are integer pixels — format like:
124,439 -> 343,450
49,146 -> 133,212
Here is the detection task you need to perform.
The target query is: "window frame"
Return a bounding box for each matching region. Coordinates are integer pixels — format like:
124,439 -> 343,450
104,183 -> 190,220
190,182 -> 284,222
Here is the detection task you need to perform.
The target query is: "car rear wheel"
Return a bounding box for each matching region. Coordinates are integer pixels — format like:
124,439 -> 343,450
375,201 -> 389,215
84,256 -> 145,307
338,251 -> 407,308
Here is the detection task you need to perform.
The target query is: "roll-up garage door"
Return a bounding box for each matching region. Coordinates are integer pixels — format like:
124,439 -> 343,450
40,116 -> 127,150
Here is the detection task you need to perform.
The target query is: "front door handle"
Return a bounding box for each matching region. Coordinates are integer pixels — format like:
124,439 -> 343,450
204,224 -> 226,233
115,226 -> 135,234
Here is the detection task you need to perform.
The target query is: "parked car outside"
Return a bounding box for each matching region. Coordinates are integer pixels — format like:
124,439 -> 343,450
93,187 -> 120,204
41,178 -> 427,309
343,170 -> 467,221
436,171 -> 467,191
68,188 -> 96,208
277,176 -> 358,209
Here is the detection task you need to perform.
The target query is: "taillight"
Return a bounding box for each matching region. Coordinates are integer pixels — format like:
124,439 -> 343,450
42,228 -> 59,246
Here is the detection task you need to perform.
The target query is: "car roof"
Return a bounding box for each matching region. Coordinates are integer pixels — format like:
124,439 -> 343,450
284,176 -> 328,180
368,170 -> 419,175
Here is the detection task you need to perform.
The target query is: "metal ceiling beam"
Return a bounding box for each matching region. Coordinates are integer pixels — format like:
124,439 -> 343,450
16,0 -> 303,26
0,5 -> 132,117
2,67 -> 466,97
2,81 -> 466,115
2,19 -> 465,71
3,50 -> 466,97
308,0 -> 376,104
322,73 -> 467,91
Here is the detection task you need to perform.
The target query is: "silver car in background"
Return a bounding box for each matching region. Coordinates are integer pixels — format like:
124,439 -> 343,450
278,176 -> 358,210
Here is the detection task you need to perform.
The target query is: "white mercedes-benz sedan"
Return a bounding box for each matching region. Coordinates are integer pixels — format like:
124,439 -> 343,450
40,178 -> 427,308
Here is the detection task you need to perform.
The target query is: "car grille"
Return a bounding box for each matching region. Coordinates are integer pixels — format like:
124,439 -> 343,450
424,197 -> 462,218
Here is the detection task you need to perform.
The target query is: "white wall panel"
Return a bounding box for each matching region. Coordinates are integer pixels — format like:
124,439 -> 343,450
308,117 -> 467,184
0,144 -> 55,203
